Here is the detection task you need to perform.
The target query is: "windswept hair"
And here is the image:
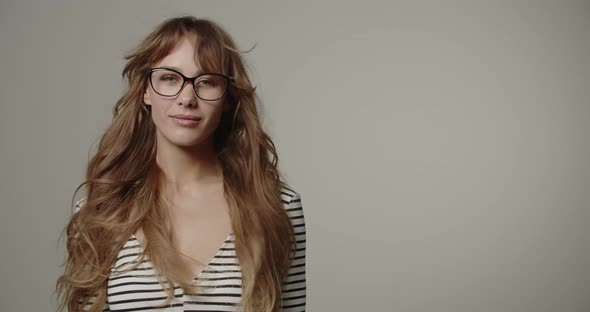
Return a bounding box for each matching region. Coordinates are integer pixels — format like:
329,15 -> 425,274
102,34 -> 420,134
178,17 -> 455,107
55,16 -> 296,312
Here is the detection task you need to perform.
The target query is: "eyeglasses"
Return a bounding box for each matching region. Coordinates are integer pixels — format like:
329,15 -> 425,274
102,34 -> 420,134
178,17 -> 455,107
147,67 -> 235,101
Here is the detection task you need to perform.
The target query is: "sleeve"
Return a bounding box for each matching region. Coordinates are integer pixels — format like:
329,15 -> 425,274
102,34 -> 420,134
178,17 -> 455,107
74,197 -> 111,311
280,192 -> 307,311
81,297 -> 110,311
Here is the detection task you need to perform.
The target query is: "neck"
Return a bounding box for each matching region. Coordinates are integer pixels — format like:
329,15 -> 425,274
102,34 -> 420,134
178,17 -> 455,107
155,134 -> 223,196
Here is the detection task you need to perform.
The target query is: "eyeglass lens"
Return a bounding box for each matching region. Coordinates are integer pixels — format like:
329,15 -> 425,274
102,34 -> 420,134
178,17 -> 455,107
150,70 -> 227,100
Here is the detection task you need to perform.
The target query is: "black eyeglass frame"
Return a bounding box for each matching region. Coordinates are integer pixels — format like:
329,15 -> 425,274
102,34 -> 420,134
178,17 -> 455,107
147,67 -> 235,101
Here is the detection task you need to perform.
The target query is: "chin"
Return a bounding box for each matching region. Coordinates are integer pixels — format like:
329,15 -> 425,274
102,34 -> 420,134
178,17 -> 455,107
172,138 -> 205,148
158,131 -> 200,147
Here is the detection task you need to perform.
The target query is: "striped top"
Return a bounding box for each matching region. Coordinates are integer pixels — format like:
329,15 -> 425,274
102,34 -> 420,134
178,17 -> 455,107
74,186 -> 306,311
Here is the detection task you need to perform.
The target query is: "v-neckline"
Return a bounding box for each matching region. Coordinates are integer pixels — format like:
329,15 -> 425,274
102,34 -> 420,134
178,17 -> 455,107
129,232 -> 234,281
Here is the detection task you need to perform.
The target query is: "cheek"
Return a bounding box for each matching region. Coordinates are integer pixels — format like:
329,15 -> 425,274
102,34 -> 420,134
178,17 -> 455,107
207,108 -> 227,130
148,101 -> 174,130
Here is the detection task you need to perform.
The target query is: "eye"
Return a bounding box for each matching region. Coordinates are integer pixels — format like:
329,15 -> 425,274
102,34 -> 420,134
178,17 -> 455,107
197,79 -> 215,87
161,75 -> 179,82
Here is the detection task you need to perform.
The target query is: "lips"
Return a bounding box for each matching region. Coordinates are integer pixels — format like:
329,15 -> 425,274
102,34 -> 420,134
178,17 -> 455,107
171,115 -> 202,121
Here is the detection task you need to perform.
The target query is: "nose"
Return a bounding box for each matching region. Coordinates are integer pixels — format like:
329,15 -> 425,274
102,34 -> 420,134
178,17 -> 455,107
177,80 -> 198,106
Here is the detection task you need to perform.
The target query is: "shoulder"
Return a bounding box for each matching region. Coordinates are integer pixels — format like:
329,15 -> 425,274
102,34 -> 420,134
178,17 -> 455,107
279,184 -> 306,232
280,184 -> 303,212
280,183 -> 297,201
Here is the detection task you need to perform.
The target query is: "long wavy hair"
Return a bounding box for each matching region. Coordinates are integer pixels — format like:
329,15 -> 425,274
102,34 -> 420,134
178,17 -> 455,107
55,16 -> 296,312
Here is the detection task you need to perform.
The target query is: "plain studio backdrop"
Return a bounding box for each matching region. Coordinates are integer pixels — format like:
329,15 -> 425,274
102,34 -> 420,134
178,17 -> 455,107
0,1 -> 588,311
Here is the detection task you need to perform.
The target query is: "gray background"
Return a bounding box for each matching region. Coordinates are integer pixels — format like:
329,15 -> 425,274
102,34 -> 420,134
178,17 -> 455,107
0,0 -> 588,311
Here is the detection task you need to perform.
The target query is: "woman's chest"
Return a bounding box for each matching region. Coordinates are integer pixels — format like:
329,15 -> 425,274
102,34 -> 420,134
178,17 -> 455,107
136,190 -> 234,285
168,198 -> 234,279
106,234 -> 243,311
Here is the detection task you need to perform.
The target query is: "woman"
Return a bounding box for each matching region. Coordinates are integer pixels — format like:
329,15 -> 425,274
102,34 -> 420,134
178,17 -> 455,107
55,16 -> 306,312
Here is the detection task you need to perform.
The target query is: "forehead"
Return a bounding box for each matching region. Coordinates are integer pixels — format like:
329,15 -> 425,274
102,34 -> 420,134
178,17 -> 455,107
154,35 -> 202,76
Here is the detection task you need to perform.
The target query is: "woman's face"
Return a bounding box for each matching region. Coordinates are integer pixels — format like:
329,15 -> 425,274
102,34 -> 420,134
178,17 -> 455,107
143,35 -> 230,149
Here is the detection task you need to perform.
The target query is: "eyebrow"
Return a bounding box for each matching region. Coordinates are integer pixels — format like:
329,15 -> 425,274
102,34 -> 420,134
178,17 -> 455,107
158,65 -> 204,76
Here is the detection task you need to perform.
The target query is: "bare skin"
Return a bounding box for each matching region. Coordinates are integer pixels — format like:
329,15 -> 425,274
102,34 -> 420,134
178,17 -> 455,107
166,182 -> 232,278
134,179 -> 232,278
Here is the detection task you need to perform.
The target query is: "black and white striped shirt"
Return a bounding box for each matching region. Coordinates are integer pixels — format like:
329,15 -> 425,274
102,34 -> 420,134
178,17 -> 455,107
75,186 -> 306,311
